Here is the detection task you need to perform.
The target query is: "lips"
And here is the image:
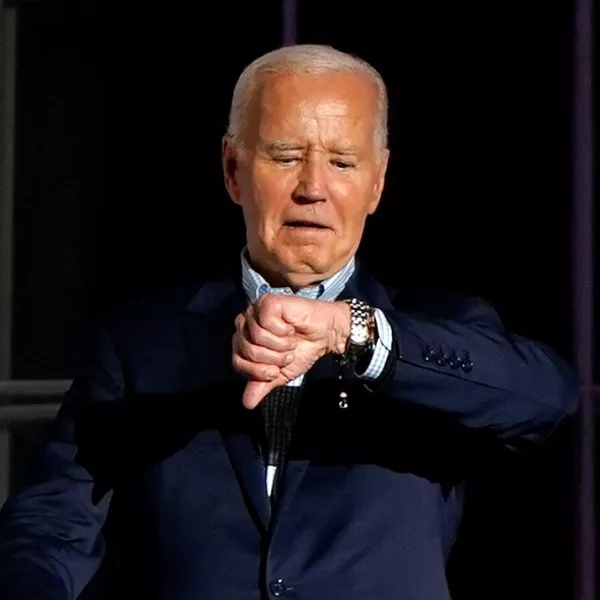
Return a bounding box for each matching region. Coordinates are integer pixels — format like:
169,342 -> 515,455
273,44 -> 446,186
284,220 -> 330,229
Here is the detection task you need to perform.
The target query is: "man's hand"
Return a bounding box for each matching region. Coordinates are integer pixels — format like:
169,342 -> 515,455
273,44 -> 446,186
232,295 -> 351,409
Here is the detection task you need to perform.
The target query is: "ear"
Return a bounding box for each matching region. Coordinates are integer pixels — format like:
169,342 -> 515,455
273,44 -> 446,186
222,136 -> 242,205
367,148 -> 390,215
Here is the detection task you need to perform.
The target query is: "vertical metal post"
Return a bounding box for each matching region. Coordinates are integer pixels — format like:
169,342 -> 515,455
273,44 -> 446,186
0,2 -> 17,507
0,2 -> 16,381
572,0 -> 595,598
0,430 -> 9,506
282,0 -> 297,46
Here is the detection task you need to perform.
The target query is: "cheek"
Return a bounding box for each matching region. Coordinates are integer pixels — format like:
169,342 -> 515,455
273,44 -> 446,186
242,169 -> 290,239
251,168 -> 295,213
332,181 -> 376,229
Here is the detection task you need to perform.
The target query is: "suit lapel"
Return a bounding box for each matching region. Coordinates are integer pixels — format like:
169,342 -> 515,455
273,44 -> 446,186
182,276 -> 271,531
220,426 -> 271,531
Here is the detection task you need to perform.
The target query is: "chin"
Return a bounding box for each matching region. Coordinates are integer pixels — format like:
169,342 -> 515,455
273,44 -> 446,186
278,250 -> 339,277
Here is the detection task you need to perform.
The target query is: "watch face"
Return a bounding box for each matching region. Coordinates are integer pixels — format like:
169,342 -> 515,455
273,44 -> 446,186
352,325 -> 370,345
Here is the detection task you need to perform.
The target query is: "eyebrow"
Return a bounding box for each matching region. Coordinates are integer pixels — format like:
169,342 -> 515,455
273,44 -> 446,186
260,140 -> 360,155
331,146 -> 360,156
261,141 -> 305,153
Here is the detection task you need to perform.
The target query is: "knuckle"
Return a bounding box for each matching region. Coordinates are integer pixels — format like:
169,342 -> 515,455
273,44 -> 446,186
254,294 -> 267,312
296,308 -> 311,327
263,365 -> 278,378
256,294 -> 276,316
232,354 -> 242,370
243,343 -> 259,362
260,315 -> 276,332
247,319 -> 261,342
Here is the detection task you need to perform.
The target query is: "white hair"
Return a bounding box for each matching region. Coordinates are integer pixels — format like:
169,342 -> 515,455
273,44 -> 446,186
227,44 -> 388,151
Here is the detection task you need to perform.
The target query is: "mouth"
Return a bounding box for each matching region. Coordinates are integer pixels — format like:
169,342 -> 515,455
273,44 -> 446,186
283,220 -> 331,230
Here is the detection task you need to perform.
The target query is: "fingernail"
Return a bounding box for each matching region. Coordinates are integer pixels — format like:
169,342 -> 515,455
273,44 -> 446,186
285,353 -> 294,365
267,367 -> 278,378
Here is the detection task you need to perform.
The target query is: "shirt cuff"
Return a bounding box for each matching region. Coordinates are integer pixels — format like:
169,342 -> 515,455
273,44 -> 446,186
355,308 -> 394,380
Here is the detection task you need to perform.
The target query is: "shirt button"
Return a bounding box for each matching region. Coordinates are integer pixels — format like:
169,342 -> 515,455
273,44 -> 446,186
269,579 -> 285,596
259,284 -> 269,295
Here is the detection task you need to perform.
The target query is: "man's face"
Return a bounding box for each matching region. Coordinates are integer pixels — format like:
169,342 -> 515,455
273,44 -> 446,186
223,71 -> 388,288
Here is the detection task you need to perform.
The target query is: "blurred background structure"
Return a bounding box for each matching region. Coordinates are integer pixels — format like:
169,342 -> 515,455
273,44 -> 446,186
0,1 -> 596,599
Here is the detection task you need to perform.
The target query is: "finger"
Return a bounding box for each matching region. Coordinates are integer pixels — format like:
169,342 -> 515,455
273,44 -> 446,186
234,313 -> 246,333
251,298 -> 295,336
232,353 -> 282,382
245,311 -> 297,352
243,380 -> 278,409
234,333 -> 295,368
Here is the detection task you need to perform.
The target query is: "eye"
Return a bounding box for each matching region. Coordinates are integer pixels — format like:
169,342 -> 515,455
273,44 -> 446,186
275,156 -> 300,164
332,159 -> 355,170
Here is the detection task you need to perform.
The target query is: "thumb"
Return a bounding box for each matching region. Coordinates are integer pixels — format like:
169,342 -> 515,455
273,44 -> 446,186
243,380 -> 277,410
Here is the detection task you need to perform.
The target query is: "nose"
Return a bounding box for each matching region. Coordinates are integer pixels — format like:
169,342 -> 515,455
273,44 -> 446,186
292,156 -> 326,204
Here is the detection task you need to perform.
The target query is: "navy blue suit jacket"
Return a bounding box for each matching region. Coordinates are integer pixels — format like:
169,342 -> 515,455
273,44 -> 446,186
0,263 -> 578,600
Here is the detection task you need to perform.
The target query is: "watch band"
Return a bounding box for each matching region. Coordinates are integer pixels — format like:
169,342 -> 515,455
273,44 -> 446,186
341,298 -> 375,363
333,298 -> 376,409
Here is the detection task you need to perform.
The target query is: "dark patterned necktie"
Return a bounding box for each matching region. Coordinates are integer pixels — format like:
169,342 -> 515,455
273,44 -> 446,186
260,384 -> 302,502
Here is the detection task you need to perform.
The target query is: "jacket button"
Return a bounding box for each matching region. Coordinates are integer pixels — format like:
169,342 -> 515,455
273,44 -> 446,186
423,346 -> 437,362
269,579 -> 285,597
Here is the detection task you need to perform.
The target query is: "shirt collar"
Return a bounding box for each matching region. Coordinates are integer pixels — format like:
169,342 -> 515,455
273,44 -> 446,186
240,248 -> 356,304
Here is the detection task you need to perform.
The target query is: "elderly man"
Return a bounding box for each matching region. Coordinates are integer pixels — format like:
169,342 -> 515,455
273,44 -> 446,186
0,44 -> 578,600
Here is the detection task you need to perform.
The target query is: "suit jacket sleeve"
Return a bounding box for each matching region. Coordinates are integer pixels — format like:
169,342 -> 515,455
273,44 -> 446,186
0,321 -> 123,600
372,293 -> 579,452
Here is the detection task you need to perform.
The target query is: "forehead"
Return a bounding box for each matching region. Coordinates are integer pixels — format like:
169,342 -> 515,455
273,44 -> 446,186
252,72 -> 378,144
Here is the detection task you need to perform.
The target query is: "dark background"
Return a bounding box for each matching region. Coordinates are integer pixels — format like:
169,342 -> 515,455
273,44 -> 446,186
8,2 -> 590,599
